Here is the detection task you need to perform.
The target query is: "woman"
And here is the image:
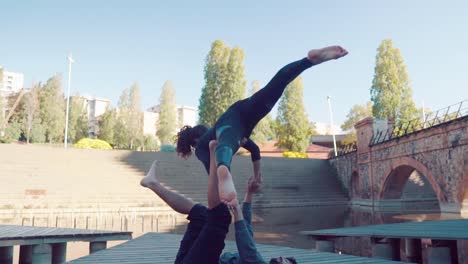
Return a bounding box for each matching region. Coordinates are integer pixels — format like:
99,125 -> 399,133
175,46 -> 348,204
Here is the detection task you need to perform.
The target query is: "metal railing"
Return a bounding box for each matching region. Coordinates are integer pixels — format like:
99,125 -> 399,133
329,143 -> 357,159
371,99 -> 467,146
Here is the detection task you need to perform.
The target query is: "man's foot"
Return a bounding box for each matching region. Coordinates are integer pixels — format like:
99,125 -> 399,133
140,160 -> 160,188
307,46 -> 348,65
217,166 -> 237,203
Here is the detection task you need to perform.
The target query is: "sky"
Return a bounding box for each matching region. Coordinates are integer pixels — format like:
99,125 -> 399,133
2,0 -> 467,126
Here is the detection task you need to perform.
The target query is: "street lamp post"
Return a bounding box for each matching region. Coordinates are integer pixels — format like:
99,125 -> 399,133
64,54 -> 74,148
327,96 -> 338,156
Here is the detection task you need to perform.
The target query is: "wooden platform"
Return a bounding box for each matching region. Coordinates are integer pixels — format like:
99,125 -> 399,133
301,219 -> 468,263
301,219 -> 468,240
0,225 -> 131,264
70,233 -> 406,263
0,225 -> 131,246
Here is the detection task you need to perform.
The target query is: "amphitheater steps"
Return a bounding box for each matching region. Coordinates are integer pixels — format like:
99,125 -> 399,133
0,144 -> 348,212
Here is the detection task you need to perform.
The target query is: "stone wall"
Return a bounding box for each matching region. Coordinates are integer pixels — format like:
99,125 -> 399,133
329,152 -> 356,198
371,118 -> 468,211
329,116 -> 467,213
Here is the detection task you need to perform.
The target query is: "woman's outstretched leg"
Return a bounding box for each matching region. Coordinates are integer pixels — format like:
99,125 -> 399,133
244,46 -> 348,132
140,160 -> 195,214
215,46 -> 348,204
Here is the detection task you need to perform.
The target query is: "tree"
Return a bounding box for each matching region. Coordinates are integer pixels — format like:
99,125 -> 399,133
21,83 -> 41,143
39,74 -> 65,143
220,46 -> 246,109
67,96 -> 89,143
198,40 -> 247,127
275,77 -> 311,152
248,81 -> 274,144
156,81 -> 177,144
371,39 -> 418,125
127,83 -> 143,149
0,67 -> 3,131
98,108 -> 116,145
113,116 -> 129,149
0,67 -> 3,91
116,83 -> 143,149
341,101 -> 373,131
4,120 -> 22,141
0,94 -> 4,136
198,40 -> 229,126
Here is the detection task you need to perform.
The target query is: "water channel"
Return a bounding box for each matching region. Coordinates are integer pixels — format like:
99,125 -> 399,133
1,205 -> 461,262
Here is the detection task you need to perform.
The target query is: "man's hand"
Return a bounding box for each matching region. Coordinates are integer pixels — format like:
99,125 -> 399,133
224,198 -> 243,221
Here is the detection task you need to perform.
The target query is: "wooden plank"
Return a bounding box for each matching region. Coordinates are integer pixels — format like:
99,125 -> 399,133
302,219 -> 468,240
0,225 -> 131,247
70,233 -> 406,264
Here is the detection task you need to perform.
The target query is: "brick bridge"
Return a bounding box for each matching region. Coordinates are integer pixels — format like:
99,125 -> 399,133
331,115 -> 467,215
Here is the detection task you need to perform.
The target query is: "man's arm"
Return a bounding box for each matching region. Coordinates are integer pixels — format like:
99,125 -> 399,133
229,177 -> 264,263
231,200 -> 264,263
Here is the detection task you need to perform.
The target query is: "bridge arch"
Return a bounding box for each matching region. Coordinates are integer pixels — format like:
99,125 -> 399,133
378,157 -> 446,203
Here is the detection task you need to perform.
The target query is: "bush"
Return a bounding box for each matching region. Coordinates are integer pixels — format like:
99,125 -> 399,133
282,151 -> 308,159
142,135 -> 159,151
74,138 -> 113,150
160,144 -> 176,152
5,121 -> 22,142
0,137 -> 11,144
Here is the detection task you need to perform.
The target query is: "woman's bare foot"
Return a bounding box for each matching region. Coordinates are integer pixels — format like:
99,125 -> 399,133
307,46 -> 348,65
217,165 -> 237,203
140,160 -> 160,188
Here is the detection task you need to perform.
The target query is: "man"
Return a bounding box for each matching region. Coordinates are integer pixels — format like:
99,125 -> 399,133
141,140 -> 296,263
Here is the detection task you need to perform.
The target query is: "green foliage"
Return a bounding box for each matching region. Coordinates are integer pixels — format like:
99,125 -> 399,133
282,151 -> 308,159
21,84 -> 42,143
371,39 -> 418,125
67,96 -> 89,143
39,75 -> 65,143
248,80 -> 275,144
160,144 -> 176,152
0,67 -> 3,90
0,68 -> 3,135
221,46 -> 246,108
0,95 -> 4,133
113,117 -> 129,149
74,138 -> 112,150
342,133 -> 357,145
310,122 -> 319,136
198,40 -> 247,127
157,81 -> 177,144
275,77 -> 312,152
117,83 -> 143,150
341,101 -> 373,131
141,135 -> 159,151
30,121 -> 46,143
4,120 -> 22,141
98,109 -> 116,145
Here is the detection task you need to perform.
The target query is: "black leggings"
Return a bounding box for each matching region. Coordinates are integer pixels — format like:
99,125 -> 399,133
175,204 -> 231,264
214,57 -> 313,168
